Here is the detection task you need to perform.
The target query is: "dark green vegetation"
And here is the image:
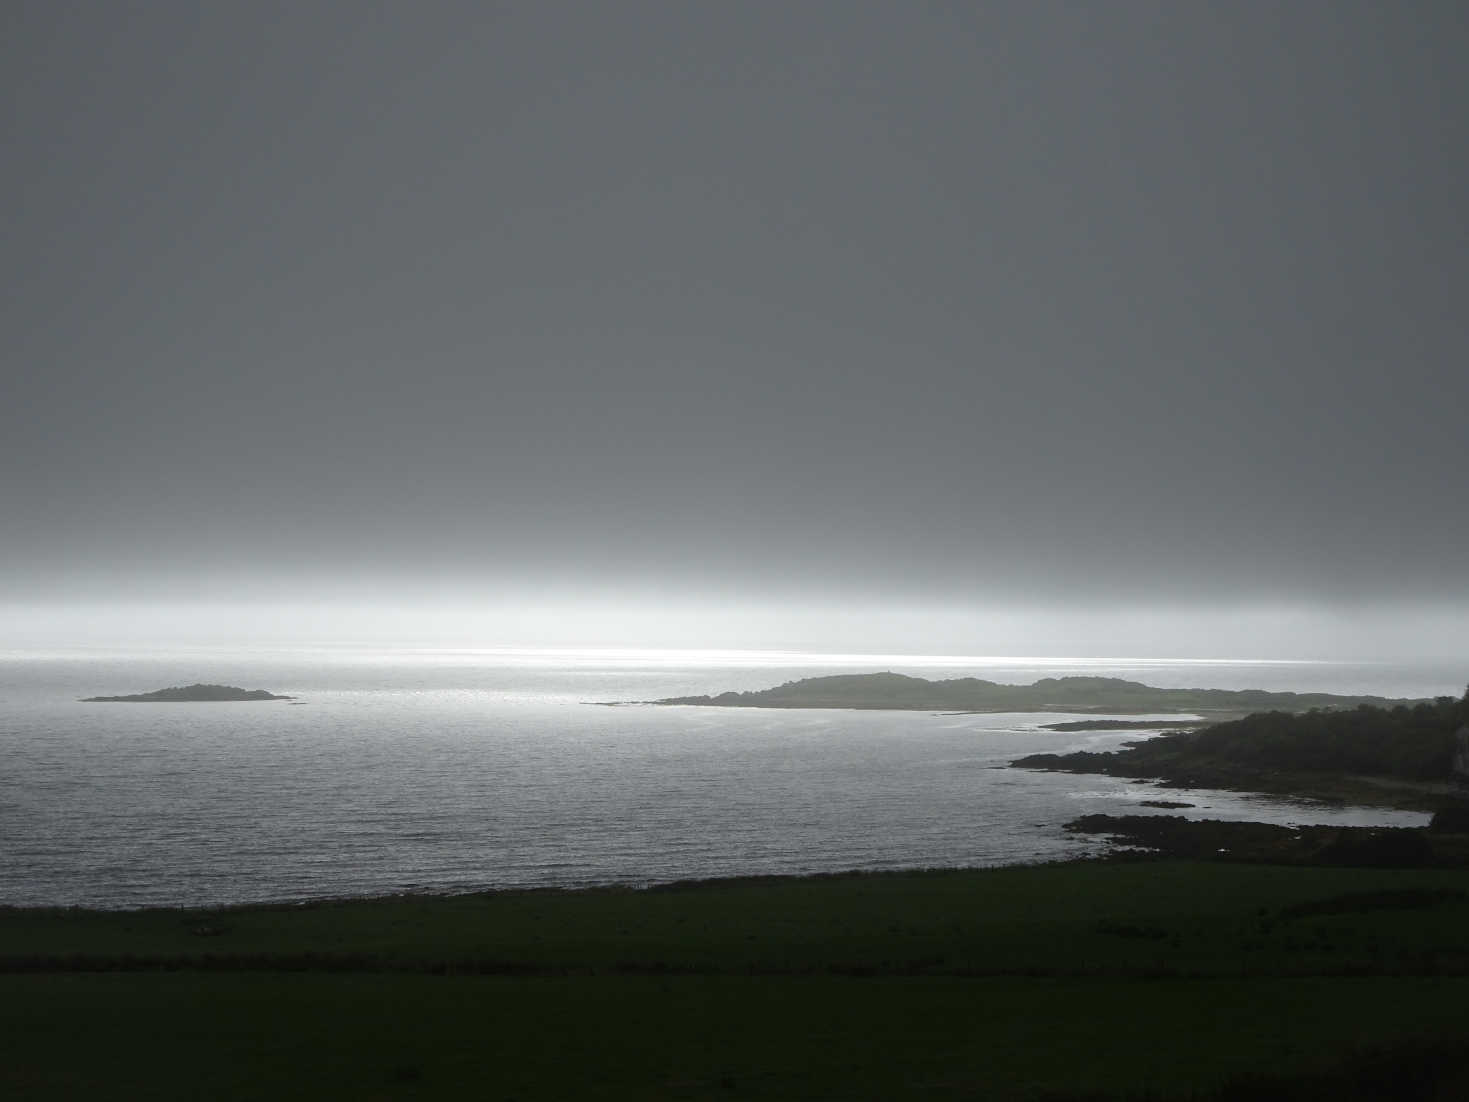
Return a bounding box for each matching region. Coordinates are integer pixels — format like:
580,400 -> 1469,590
81,683 -> 294,702
653,672 -> 1421,715
7,859 -> 1469,1099
1017,691 -> 1469,809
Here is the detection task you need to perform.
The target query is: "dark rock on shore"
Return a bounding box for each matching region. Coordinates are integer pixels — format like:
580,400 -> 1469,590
1066,814 -> 1453,867
1038,719 -> 1209,732
1428,801 -> 1469,833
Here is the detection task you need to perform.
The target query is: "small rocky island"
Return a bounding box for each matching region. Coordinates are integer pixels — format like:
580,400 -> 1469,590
81,683 -> 295,702
651,673 -> 1421,715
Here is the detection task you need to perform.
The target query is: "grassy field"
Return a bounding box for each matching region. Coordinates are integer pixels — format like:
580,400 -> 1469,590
5,859 -> 1469,1099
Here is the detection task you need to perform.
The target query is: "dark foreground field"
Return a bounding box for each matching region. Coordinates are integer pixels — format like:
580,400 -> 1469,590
5,859 -> 1469,1099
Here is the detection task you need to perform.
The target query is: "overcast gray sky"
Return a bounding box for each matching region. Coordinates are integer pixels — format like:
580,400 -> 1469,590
4,2 -> 1465,654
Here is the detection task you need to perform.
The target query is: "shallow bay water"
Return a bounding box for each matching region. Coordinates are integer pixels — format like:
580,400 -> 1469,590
0,648 -> 1456,908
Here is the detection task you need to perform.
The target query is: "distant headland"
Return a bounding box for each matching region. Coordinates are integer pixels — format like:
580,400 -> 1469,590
648,672 -> 1421,715
81,684 -> 295,702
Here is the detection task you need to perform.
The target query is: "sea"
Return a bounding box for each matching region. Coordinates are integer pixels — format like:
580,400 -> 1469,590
1,647 -> 1460,910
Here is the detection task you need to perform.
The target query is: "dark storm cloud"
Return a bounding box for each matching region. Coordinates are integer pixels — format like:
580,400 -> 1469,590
4,1 -> 1466,606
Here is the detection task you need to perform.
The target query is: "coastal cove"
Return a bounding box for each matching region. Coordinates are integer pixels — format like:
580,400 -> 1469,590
8,649 -> 1469,1098
3,648 -> 1455,910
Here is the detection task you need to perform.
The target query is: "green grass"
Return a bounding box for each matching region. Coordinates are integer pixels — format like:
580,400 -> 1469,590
6,973 -> 1469,1100
8,861 -> 1469,979
5,860 -> 1469,1098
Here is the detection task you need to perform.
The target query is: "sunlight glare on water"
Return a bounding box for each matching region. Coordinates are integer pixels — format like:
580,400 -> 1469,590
0,648 -> 1453,908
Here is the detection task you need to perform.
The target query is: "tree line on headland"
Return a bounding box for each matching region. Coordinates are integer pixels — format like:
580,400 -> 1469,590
1016,689 -> 1469,802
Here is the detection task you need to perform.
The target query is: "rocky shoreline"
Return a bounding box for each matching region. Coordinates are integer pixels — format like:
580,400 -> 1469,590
1068,812 -> 1469,867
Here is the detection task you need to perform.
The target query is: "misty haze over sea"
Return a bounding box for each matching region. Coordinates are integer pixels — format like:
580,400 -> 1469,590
3,3 -> 1466,666
2,647 -> 1452,909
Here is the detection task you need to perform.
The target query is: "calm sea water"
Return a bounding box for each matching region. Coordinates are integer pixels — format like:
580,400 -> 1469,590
0,648 -> 1458,909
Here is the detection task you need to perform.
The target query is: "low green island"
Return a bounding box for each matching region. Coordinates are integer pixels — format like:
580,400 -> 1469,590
81,683 -> 295,702
650,672 -> 1422,715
